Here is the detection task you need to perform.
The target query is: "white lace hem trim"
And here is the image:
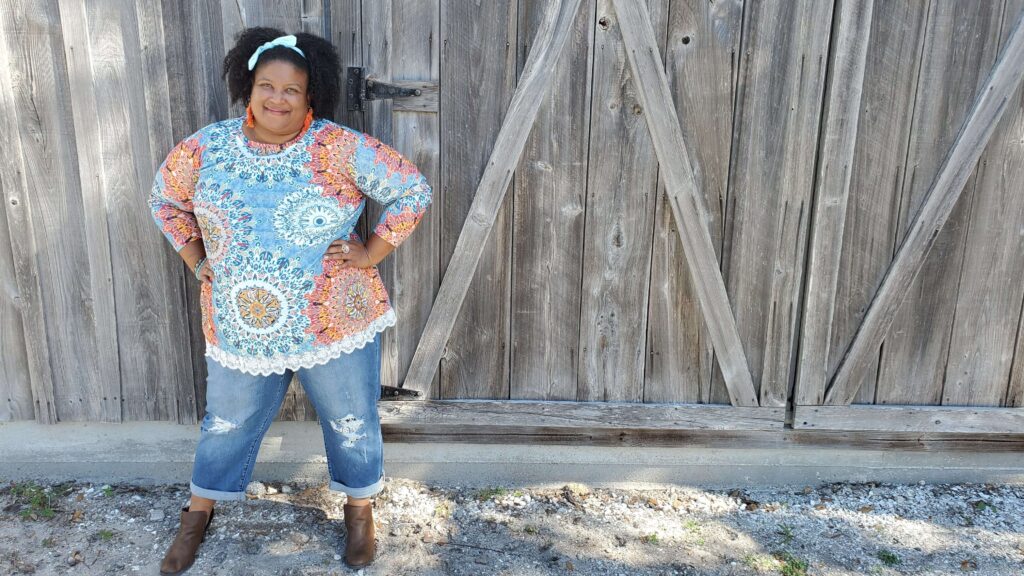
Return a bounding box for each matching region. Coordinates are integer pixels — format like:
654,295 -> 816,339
205,308 -> 397,376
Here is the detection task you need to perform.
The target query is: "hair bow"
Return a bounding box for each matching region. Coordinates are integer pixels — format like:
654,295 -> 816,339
247,35 -> 306,71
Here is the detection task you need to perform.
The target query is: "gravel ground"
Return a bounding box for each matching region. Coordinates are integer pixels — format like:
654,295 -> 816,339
1,477 -> 1022,575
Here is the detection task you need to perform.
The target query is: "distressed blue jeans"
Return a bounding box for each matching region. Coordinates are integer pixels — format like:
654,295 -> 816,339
189,332 -> 385,500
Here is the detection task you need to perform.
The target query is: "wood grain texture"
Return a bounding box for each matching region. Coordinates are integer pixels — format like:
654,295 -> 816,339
575,0 -> 666,403
795,0 -> 875,406
510,0 -> 594,401
715,0 -> 833,408
0,0 -> 53,422
405,0 -> 583,397
422,0 -> 520,399
5,0 -> 115,421
0,157 -> 34,421
161,0 -> 229,422
645,0 -> 742,405
941,0 -> 1024,407
136,0 -> 200,424
382,425 -> 1024,450
66,0 -> 201,422
612,0 -> 758,406
828,1 -> 1024,406
56,0 -> 123,422
355,0 -> 441,404
794,405 -> 1024,434
380,399 -> 784,431
824,0 -> 930,407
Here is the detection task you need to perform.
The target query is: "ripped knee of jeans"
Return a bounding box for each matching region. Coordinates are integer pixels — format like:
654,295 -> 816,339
203,413 -> 239,434
329,414 -> 368,448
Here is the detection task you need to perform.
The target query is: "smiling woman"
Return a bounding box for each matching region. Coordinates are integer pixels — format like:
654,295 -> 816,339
148,26 -> 432,574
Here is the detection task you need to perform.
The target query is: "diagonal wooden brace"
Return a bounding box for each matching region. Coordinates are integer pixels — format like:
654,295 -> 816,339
610,0 -> 758,406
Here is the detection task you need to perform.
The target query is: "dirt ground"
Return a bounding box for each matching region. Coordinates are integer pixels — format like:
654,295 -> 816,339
1,477 -> 1022,575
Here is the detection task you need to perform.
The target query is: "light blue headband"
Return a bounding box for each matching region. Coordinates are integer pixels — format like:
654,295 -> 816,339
247,35 -> 306,71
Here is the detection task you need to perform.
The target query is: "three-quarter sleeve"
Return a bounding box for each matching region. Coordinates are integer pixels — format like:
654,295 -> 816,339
345,132 -> 432,249
149,137 -> 205,252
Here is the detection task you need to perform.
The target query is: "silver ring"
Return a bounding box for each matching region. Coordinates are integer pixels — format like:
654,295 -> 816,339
342,244 -> 350,253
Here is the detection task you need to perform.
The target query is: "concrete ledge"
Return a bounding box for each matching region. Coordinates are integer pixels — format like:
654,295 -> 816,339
1,421 -> 1022,488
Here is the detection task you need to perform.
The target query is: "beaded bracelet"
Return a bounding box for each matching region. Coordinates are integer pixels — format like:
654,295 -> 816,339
193,256 -> 207,280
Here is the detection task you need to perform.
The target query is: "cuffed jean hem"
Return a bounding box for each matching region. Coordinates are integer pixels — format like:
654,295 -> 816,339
190,481 -> 248,501
329,470 -> 385,499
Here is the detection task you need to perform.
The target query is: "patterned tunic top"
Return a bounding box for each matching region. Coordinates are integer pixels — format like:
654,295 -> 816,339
149,116 -> 432,376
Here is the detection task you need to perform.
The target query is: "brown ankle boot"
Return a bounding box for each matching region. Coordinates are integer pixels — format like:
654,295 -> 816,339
160,505 -> 214,576
342,502 -> 376,567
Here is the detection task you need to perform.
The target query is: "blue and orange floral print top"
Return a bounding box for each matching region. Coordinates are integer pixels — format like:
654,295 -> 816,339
149,116 -> 432,376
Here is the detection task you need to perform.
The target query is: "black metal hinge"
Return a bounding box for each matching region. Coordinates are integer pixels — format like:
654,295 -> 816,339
380,384 -> 422,401
347,67 -> 422,111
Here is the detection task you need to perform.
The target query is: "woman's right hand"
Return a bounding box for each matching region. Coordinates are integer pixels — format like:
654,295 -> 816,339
196,261 -> 215,283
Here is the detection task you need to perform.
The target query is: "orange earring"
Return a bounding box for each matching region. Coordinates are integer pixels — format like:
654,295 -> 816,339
245,103 -> 255,128
301,107 -> 313,132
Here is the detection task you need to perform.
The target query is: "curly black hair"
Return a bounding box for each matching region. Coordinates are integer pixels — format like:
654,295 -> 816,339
222,27 -> 341,120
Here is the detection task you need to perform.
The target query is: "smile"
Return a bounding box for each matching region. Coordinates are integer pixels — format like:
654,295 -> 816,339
264,107 -> 289,115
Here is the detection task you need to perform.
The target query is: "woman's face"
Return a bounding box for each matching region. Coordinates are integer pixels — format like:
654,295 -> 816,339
249,59 -> 310,134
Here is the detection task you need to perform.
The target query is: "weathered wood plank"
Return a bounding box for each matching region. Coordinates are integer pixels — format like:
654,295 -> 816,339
161,0 -> 229,421
135,0 -> 198,424
825,0 -> 931,406
328,0 -> 362,127
511,0 -> 594,401
427,0 -> 519,399
827,5 -> 1024,406
577,0 -> 663,401
57,0 -> 123,422
645,0 -> 743,405
5,0 -> 115,421
380,399 -> 784,431
611,0 -> 759,406
794,0 -> 875,406
404,0 -> 582,396
794,405 -> 1024,434
382,0 -> 441,399
0,0 -> 51,422
358,0 -> 443,403
68,0 -> 199,422
383,425 -> 1024,450
718,0 -> 833,408
941,0 -> 1024,407
0,170 -> 34,421
576,0 -> 666,403
869,1 -> 1009,407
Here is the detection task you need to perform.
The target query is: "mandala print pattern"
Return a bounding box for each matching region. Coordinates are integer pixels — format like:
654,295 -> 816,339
346,133 -> 432,247
149,137 -> 204,250
200,281 -> 217,346
306,124 -> 361,195
213,247 -> 314,358
304,258 -> 392,346
273,186 -> 357,247
194,181 -> 254,262
203,118 -> 314,184
150,117 -> 433,376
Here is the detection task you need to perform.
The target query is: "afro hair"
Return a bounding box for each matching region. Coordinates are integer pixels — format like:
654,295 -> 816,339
222,27 -> 341,120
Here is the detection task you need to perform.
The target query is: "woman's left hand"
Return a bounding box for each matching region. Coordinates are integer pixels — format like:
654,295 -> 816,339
324,238 -> 375,269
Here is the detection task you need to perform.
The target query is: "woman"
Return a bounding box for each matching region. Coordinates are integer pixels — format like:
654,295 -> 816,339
148,27 -> 432,574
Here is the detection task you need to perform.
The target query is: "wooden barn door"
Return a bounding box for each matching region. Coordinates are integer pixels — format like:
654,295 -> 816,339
794,1 -> 1024,434
375,0 -> 790,436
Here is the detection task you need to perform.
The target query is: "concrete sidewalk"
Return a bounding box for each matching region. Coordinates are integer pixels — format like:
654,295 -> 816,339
1,421 -> 1022,488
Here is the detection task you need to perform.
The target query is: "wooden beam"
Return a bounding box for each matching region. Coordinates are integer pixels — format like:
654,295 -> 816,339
610,0 -> 757,406
794,405 -> 1024,434
795,0 -> 875,405
825,9 -> 1024,406
380,399 -> 784,432
401,0 -> 583,392
0,1 -> 57,423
